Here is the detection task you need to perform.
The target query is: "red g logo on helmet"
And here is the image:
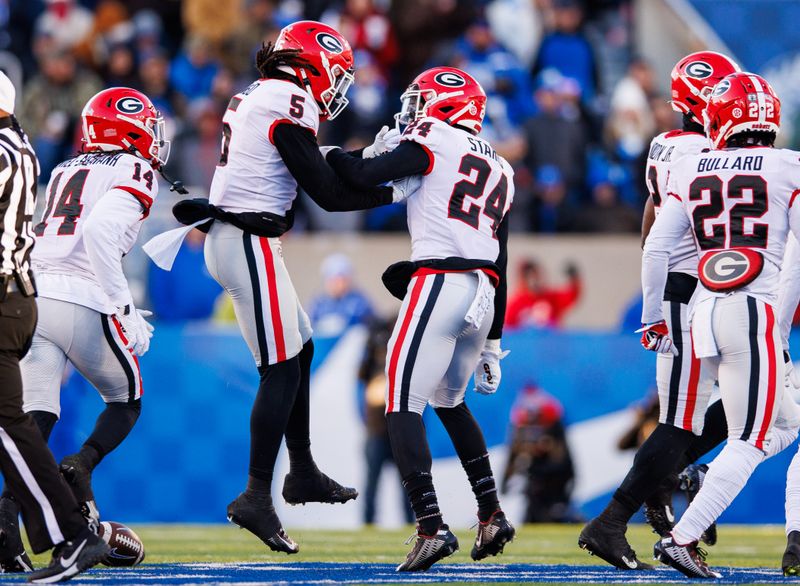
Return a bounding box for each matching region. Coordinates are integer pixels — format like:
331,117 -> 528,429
698,249 -> 764,292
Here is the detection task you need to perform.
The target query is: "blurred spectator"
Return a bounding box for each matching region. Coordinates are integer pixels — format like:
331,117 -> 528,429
170,35 -> 220,102
103,43 -> 139,87
20,49 -> 102,177
506,259 -> 581,329
72,0 -> 133,68
183,0 -> 243,46
502,382 -> 578,523
336,0 -> 399,77
524,69 -> 588,200
532,0 -> 598,103
35,0 -> 94,54
223,0 -> 275,78
529,165 -> 577,233
358,318 -> 414,526
172,98 -> 224,189
148,230 -> 222,322
572,178 -> 640,233
606,57 -> 656,160
139,51 -> 181,117
486,0 -> 544,68
309,254 -> 374,337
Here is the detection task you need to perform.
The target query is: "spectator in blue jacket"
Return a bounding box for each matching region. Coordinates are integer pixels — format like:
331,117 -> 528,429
148,229 -> 222,321
170,35 -> 220,102
309,254 -> 374,337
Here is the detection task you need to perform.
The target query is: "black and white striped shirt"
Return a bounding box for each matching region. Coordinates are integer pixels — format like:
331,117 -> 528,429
0,116 -> 38,281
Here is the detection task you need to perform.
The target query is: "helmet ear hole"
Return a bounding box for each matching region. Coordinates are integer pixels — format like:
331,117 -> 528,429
439,106 -> 454,113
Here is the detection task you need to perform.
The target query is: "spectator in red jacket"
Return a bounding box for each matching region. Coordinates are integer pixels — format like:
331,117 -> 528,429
505,259 -> 581,328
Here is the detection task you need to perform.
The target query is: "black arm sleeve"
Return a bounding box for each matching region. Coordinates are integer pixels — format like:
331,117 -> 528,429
272,123 -> 392,212
326,141 -> 432,189
489,214 -> 509,340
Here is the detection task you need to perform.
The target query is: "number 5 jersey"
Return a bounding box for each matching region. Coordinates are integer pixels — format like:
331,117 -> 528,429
32,151 -> 158,314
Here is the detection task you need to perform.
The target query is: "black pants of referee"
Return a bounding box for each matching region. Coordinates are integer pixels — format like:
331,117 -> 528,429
0,291 -> 85,553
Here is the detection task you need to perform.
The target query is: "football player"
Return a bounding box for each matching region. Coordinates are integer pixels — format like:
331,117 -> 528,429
643,72 -> 798,578
322,67 -> 516,571
174,21 -> 415,553
0,87 -> 161,568
578,51 -> 740,570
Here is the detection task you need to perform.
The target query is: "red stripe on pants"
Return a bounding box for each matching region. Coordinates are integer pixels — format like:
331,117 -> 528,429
386,276 -> 426,413
682,333 -> 700,431
755,304 -> 777,450
258,237 -> 286,363
111,316 -> 144,396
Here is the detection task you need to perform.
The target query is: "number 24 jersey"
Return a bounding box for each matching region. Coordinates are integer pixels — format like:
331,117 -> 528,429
663,146 -> 800,306
400,117 -> 515,263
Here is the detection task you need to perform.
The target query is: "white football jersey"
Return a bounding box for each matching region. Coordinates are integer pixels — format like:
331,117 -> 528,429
209,79 -> 320,215
32,152 -> 158,313
659,147 -> 800,310
646,130 -> 709,276
400,117 -> 514,263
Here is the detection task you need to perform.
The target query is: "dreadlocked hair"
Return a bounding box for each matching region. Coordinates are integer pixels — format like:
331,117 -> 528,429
682,112 -> 704,134
726,130 -> 776,148
255,42 -> 320,81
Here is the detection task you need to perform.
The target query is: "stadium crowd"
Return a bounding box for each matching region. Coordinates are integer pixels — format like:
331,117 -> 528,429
7,0 -> 667,235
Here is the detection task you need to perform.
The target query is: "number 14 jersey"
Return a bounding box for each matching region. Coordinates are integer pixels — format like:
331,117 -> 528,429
32,151 -> 158,313
400,117 -> 515,263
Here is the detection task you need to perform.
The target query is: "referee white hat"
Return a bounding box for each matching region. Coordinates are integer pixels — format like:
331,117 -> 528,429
0,71 -> 15,115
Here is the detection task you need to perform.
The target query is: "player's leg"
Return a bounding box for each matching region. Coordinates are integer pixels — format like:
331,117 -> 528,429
282,330 -> 357,505
204,226 -> 305,553
783,445 -> 800,575
580,299 -> 713,569
60,305 -> 144,522
657,296 -> 781,578
431,306 -> 515,561
385,273 -> 461,571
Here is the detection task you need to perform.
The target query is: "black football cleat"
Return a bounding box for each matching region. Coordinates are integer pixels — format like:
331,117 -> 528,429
27,525 -> 109,583
282,469 -> 358,505
471,511 -> 515,561
578,517 -> 653,570
0,496 -> 33,573
654,535 -> 721,579
782,530 -> 800,576
679,464 -> 717,546
59,455 -> 99,525
226,493 -> 299,555
643,502 -> 675,538
397,524 -> 459,572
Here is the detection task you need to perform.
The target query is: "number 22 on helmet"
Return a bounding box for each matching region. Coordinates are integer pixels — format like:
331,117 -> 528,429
274,20 -> 355,121
81,87 -> 169,168
395,66 -> 487,135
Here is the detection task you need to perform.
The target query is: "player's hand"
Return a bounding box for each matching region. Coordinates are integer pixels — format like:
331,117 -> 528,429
364,125 -> 401,158
319,146 -> 340,159
474,339 -> 510,395
637,321 -> 679,356
391,175 -> 421,203
115,305 -> 154,356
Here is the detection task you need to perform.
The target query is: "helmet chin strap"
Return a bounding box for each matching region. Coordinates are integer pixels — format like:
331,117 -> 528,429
124,140 -> 188,195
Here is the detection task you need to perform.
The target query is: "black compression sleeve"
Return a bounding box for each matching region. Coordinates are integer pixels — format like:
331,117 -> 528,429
326,141 -> 432,189
272,123 -> 393,211
489,214 -> 509,340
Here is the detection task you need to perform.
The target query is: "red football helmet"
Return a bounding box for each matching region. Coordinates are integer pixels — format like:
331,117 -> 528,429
670,51 -> 740,124
81,87 -> 169,168
704,72 -> 781,149
396,66 -> 487,134
274,20 -> 354,120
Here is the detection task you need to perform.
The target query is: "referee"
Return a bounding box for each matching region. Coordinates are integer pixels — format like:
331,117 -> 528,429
0,72 -> 108,582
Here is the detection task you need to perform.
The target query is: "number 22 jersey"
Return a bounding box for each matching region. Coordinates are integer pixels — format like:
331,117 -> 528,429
400,117 -> 515,263
32,152 -> 158,314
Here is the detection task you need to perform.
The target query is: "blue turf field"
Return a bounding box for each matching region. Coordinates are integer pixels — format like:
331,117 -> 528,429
6,563 -> 800,584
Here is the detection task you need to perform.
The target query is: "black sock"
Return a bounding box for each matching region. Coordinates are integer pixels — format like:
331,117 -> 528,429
285,340 -> 316,475
603,423 -> 696,524
435,403 -> 499,522
29,410 -> 58,442
80,401 -> 141,470
244,474 -> 273,506
250,358 -> 301,482
387,411 -> 442,535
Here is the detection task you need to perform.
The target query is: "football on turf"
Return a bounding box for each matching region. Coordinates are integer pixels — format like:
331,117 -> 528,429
97,521 -> 146,567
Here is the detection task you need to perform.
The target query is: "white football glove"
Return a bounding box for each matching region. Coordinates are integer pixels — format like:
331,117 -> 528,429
785,352 -> 800,403
474,339 -> 510,395
363,125 -> 402,158
319,146 -> 341,159
391,175 -> 421,203
636,321 -> 679,356
115,306 -> 154,356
